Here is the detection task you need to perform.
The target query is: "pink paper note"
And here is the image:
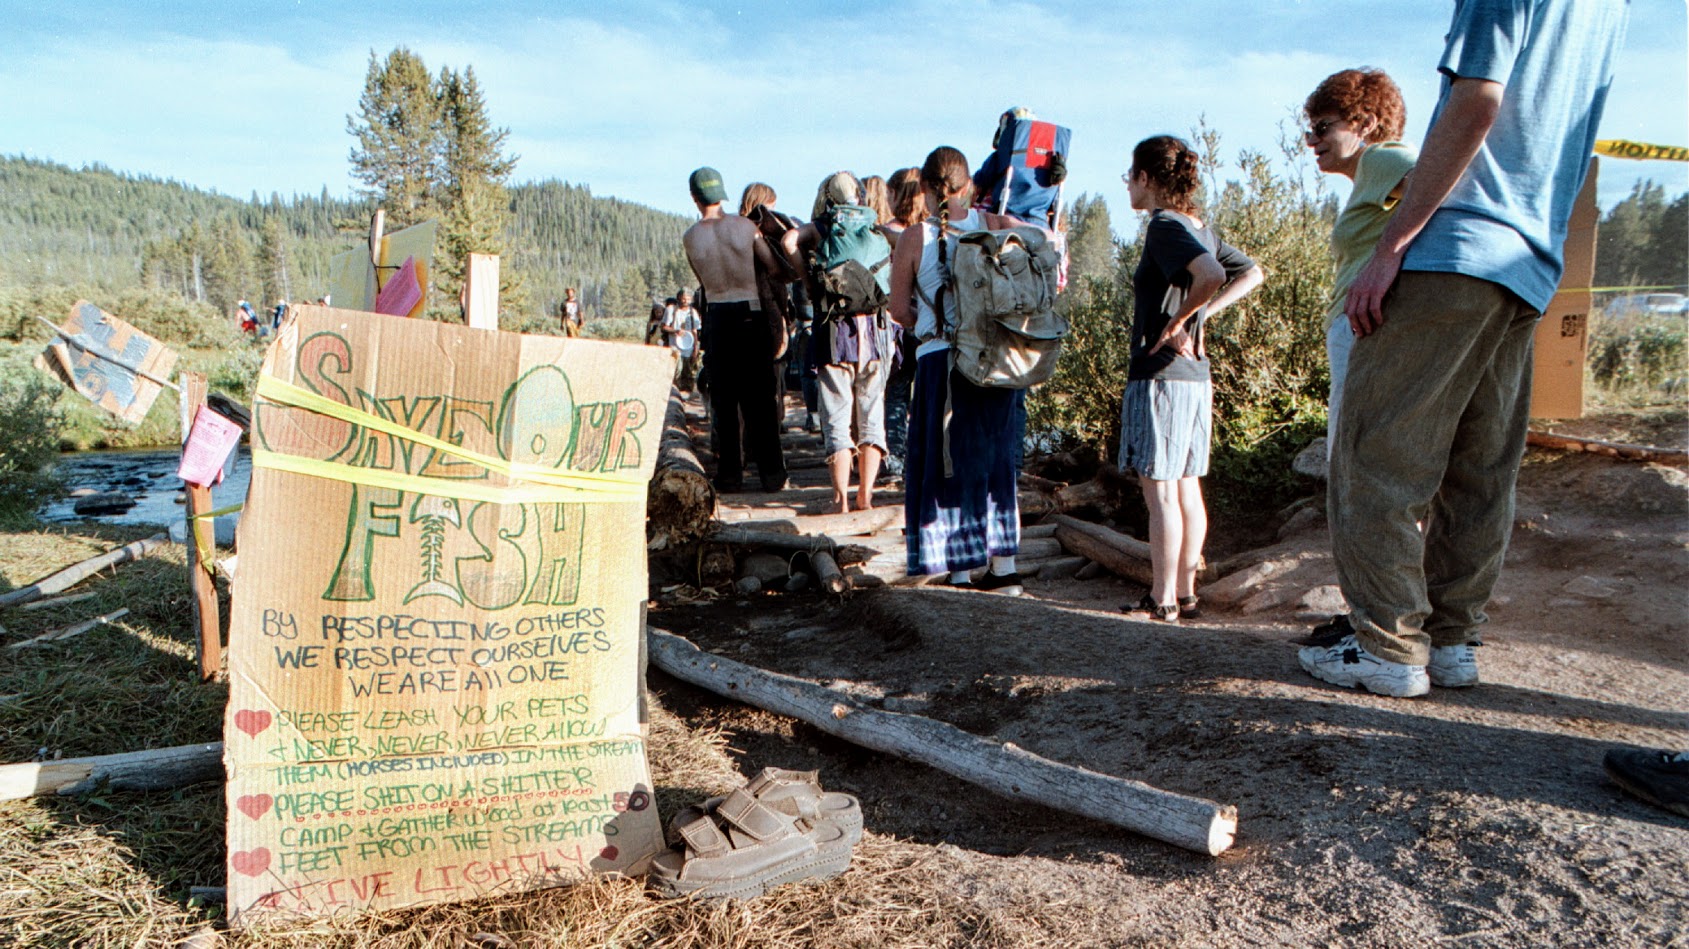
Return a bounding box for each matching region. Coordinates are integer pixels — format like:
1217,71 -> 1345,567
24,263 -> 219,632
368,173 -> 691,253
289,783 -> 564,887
374,255 -> 423,317
177,406 -> 243,487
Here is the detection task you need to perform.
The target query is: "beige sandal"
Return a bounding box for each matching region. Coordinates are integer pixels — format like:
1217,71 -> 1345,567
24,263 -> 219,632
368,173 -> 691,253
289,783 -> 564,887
649,769 -> 860,900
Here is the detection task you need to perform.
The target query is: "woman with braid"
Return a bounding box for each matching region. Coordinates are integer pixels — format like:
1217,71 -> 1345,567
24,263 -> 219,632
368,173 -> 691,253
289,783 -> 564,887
887,146 -> 1028,594
1118,135 -> 1264,621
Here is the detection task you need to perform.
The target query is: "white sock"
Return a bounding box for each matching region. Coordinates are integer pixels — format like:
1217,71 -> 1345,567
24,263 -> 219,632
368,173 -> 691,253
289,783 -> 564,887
949,570 -> 972,585
990,555 -> 1016,575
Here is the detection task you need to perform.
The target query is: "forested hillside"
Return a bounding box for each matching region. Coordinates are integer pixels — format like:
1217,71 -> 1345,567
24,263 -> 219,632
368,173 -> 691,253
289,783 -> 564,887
0,155 -> 690,321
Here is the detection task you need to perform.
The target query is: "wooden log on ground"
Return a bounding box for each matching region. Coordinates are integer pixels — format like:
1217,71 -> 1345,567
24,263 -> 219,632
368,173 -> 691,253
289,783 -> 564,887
811,550 -> 847,594
1527,431 -> 1688,466
1053,514 -> 1151,560
1056,524 -> 1153,586
0,534 -> 169,609
736,507 -> 900,538
7,609 -> 130,651
1017,537 -> 1063,561
1021,522 -> 1059,540
648,390 -> 717,550
715,506 -> 803,523
648,627 -> 1236,855
0,742 -> 225,800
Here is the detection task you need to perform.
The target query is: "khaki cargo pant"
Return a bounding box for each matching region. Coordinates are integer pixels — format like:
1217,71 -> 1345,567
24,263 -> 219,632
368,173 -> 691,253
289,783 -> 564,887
1329,271 -> 1540,666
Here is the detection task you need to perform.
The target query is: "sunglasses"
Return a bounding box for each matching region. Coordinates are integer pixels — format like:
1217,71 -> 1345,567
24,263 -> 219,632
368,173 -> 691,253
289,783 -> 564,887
1303,118 -> 1340,140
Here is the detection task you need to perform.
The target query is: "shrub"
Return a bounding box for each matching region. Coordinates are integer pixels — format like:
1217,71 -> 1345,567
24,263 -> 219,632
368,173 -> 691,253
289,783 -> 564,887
0,283 -> 240,350
1027,124 -> 1336,515
1589,311 -> 1687,394
0,374 -> 64,526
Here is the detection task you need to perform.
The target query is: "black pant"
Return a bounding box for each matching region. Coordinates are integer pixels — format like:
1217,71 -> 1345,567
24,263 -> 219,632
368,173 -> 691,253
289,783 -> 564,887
704,302 -> 787,490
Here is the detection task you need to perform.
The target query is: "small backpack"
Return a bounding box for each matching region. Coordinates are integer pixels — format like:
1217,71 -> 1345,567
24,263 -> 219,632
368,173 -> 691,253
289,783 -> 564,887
809,205 -> 892,319
925,223 -> 1067,389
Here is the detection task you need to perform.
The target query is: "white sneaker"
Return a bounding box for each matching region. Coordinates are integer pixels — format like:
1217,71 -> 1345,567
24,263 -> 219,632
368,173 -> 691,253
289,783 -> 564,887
1428,644 -> 1479,688
1298,633 -> 1430,698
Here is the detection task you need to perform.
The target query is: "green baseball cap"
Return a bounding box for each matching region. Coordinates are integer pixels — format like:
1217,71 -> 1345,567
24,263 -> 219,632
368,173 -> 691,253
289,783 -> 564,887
688,167 -> 728,205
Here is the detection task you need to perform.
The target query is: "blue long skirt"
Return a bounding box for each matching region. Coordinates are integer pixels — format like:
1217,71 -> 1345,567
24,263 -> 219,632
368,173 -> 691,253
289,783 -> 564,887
905,350 -> 1021,575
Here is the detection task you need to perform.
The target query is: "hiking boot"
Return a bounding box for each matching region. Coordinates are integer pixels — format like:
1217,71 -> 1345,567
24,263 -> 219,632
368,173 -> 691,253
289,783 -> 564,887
975,570 -> 1024,597
1298,633 -> 1430,698
1603,747 -> 1689,817
1428,644 -> 1480,688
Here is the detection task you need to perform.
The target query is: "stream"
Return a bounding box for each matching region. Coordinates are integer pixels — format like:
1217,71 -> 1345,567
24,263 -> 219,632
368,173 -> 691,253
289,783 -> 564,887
40,446 -> 250,544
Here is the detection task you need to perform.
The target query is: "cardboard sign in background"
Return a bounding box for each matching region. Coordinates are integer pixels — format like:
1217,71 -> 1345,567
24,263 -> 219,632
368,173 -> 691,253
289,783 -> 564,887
36,301 -> 178,425
225,307 -> 672,923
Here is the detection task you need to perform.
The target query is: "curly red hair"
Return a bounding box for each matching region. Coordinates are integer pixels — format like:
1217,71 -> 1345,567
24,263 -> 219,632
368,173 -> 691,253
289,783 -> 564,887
1304,68 -> 1406,143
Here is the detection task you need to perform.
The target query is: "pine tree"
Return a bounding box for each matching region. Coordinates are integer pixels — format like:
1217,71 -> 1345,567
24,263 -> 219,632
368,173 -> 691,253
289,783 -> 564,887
258,216 -> 292,306
346,48 -> 441,227
434,65 -> 521,314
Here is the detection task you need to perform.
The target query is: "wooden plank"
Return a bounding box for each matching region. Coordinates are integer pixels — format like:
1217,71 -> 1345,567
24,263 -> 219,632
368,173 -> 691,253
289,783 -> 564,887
0,534 -> 169,608
179,371 -> 221,681
463,253 -> 500,330
0,742 -> 224,800
647,627 -> 1237,855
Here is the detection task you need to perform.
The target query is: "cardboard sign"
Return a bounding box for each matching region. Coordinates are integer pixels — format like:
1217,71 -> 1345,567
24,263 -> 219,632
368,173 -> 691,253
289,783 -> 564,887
327,220 -> 438,317
1530,157 -> 1598,419
225,306 -> 673,924
35,301 -> 178,425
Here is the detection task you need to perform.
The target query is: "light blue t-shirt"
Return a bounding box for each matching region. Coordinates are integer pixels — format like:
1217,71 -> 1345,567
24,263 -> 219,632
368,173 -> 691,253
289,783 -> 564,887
1402,0 -> 1629,313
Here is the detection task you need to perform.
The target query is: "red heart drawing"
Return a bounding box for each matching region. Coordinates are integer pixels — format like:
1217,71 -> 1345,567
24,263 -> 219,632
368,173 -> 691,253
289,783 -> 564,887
231,849 -> 271,877
236,794 -> 273,820
234,709 -> 272,737
598,845 -> 619,862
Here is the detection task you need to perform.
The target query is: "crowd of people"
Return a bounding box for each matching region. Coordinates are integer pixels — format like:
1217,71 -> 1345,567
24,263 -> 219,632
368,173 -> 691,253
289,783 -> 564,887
658,1 -> 1683,818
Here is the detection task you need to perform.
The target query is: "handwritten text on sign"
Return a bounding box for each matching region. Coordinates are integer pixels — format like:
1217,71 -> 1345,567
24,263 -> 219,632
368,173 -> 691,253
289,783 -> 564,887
226,309 -> 672,924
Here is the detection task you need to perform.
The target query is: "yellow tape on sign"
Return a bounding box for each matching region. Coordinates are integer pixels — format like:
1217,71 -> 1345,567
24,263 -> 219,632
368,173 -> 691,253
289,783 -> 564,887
1595,139 -> 1689,162
253,375 -> 646,503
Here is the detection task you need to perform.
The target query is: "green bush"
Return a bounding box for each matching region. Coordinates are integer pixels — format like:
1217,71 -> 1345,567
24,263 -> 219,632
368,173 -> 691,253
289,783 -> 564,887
1589,311 -> 1687,393
0,283 -> 241,350
1027,126 -> 1336,514
0,374 -> 64,526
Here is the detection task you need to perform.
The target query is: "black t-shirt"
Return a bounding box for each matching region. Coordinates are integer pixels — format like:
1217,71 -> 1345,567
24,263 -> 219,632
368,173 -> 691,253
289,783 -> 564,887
1128,210 -> 1255,382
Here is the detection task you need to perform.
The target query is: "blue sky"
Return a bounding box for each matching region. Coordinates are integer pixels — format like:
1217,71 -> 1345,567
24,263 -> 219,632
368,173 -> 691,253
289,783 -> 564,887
2,0 -> 1684,229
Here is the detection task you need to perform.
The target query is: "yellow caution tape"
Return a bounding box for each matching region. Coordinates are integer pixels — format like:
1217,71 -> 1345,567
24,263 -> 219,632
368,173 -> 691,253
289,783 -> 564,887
1594,139 -> 1689,162
251,375 -> 645,504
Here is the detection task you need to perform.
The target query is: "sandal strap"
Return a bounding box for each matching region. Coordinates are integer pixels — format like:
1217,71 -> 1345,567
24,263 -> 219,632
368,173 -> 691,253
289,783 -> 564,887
715,786 -> 790,841
676,811 -> 730,857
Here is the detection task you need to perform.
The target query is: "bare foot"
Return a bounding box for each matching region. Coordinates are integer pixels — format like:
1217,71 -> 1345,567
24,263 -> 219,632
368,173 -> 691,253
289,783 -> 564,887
833,492 -> 850,514
855,493 -> 873,511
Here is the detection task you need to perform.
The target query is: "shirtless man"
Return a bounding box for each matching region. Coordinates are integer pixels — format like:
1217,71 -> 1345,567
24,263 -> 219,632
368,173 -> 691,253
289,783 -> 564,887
682,167 -> 788,493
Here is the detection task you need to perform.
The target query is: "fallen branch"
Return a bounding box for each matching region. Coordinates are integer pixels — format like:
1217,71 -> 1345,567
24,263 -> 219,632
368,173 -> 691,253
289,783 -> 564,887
1055,522 -> 1153,586
0,742 -> 224,800
7,609 -> 130,651
0,534 -> 169,608
1527,431 -> 1688,466
647,626 -> 1237,855
19,591 -> 98,612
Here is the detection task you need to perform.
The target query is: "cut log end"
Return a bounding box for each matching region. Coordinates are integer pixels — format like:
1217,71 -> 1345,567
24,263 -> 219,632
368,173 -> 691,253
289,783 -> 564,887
1208,806 -> 1239,856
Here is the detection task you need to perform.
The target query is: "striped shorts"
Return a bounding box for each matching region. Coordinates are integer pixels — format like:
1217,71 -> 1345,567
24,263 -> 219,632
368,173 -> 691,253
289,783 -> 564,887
1117,378 -> 1212,481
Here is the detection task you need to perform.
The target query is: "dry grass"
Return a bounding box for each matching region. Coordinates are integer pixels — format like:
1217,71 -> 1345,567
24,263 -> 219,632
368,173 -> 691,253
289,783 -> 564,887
1,524 -> 1102,948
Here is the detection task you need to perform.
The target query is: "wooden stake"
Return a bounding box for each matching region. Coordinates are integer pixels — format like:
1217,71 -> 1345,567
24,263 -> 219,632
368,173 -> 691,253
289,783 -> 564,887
0,534 -> 167,608
647,627 -> 1237,855
0,742 -> 223,800
179,371 -> 221,681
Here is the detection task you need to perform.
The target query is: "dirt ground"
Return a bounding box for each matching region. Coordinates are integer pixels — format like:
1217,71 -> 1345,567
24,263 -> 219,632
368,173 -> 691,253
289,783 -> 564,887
647,408 -> 1689,947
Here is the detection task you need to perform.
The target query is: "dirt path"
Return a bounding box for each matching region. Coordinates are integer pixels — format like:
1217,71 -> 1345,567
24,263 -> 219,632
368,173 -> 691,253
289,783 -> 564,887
649,401 -> 1689,946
